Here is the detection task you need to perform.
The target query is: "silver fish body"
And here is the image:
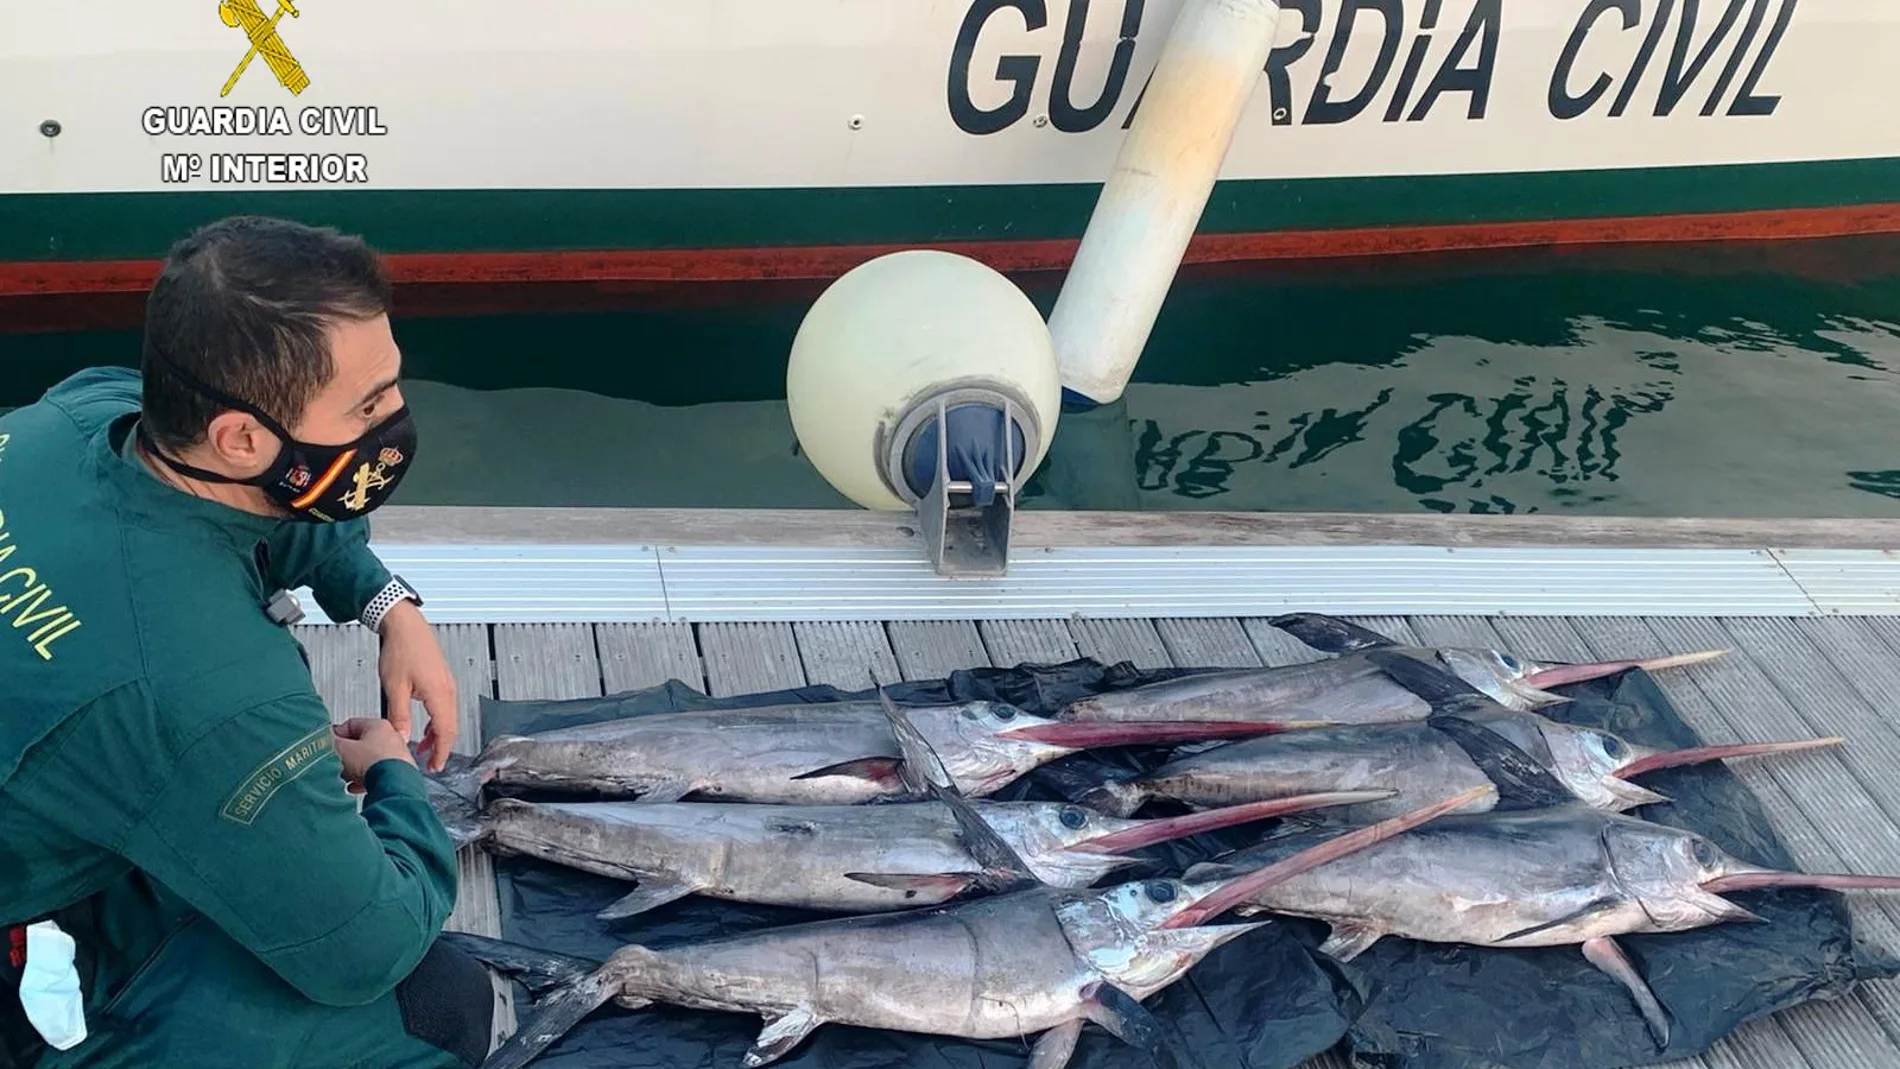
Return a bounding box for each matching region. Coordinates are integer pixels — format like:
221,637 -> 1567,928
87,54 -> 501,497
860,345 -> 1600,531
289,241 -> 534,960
613,888 -> 1140,1039
1188,808 -> 1692,949
1183,805 -> 1900,1048
1064,656 -> 1446,725
476,798 -> 1135,914
1087,708 -> 1671,820
468,700 -> 1069,805
463,787 -> 1494,1069
473,790 -> 1391,918
1091,721 -> 1502,821
1060,612 -> 1726,725
478,880 -> 1267,1069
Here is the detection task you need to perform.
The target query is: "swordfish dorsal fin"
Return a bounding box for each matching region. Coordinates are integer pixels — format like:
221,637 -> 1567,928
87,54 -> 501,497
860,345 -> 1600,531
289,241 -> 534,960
872,680 -> 1043,895
1364,648 -> 1490,705
1366,650 -> 1582,807
1427,714 -> 1581,810
1270,613 -> 1399,654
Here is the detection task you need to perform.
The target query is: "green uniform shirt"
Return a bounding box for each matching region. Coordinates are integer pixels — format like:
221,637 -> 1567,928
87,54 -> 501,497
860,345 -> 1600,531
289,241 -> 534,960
0,367 -> 458,1012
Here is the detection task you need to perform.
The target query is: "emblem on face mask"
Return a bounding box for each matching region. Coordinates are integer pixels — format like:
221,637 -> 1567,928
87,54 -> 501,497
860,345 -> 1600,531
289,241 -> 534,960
378,446 -> 405,466
341,459 -> 396,512
286,465 -> 313,490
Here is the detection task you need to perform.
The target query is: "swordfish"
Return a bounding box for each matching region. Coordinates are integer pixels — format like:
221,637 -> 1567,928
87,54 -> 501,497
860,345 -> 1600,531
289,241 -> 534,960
444,790 -> 1395,920
453,788 -> 1493,1069
432,698 -> 1303,807
1184,805 -> 1900,1049
1060,612 -> 1727,725
447,684 -> 1489,1069
1083,648 -> 1839,822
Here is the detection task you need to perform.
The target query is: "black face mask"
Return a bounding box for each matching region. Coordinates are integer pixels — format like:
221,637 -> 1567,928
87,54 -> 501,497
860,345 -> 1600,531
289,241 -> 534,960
138,345 -> 418,524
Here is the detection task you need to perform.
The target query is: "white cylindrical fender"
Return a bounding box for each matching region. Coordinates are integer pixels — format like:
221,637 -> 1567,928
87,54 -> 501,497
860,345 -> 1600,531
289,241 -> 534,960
786,250 -> 1061,511
1047,0 -> 1286,405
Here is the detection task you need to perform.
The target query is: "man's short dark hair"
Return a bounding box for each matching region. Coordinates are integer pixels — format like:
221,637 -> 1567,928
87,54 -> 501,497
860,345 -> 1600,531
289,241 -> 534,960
140,215 -> 392,450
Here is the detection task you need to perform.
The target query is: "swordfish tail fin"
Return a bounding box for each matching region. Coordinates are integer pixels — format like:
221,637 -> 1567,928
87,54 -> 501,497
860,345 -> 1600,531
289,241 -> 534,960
437,932 -> 600,1000
424,752 -> 493,849
1269,613 -> 1398,654
455,935 -> 663,1069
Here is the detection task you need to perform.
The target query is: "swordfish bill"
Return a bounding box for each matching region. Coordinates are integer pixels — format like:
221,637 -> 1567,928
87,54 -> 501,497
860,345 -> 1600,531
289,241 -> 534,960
458,783 -> 1495,1069
1081,649 -> 1843,821
432,697 -> 1305,807
1059,612 -> 1728,725
1184,805 -> 1900,1050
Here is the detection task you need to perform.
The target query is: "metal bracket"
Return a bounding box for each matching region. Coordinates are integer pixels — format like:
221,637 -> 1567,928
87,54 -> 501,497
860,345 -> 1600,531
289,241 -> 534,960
263,588 -> 306,627
915,396 -> 1018,578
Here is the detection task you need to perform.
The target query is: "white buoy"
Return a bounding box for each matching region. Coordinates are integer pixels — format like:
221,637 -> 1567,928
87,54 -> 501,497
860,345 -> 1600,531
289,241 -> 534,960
1047,0 -> 1286,405
786,250 -> 1061,515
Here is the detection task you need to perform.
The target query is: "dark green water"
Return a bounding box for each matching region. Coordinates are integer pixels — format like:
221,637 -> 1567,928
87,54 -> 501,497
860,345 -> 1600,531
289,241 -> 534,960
8,235 -> 1900,517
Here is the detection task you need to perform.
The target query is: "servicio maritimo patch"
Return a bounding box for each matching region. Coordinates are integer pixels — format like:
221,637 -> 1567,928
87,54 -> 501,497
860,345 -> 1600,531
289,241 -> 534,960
221,725 -> 334,825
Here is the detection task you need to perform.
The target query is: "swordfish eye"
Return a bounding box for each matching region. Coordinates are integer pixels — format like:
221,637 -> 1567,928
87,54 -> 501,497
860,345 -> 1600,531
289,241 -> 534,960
992,705 -> 1017,721
1690,837 -> 1721,870
1059,806 -> 1089,830
1143,880 -> 1178,904
1596,732 -> 1630,761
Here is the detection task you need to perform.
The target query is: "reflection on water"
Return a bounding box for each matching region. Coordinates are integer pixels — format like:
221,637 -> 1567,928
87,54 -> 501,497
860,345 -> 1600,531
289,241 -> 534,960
5,237 -> 1900,517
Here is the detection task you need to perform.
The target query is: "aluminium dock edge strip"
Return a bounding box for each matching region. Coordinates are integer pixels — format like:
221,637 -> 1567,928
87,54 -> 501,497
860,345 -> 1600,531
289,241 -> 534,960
282,542 -> 1900,623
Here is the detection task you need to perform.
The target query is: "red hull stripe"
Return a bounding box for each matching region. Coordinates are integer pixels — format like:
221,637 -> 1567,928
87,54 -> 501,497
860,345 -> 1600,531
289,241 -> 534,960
3,202 -> 1899,298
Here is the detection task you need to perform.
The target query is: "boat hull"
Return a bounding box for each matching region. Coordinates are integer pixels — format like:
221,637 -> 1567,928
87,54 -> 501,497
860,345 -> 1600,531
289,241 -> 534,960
4,0 -> 1898,304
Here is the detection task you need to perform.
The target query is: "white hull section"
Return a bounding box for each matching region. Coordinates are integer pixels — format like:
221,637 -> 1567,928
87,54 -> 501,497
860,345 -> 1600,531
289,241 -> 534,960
3,0 -> 1896,195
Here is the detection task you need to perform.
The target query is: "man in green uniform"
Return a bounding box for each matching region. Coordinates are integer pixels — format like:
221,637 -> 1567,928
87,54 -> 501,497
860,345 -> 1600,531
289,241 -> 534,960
0,216 -> 493,1068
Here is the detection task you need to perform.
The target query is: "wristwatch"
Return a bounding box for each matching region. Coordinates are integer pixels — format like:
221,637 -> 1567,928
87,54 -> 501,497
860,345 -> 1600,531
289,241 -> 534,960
361,574 -> 424,634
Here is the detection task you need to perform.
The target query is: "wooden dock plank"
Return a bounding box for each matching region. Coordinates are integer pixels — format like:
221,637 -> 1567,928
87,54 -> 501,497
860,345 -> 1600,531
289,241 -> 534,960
1069,617 -> 1172,669
978,619 -> 1081,667
295,624 -> 379,725
708,625 -> 811,694
596,622 -> 704,693
887,620 -> 989,680
492,623 -> 601,700
1349,616 -> 1424,645
1488,616 -> 1595,663
434,623 -> 516,1049
791,621 -> 901,690
788,620 -> 920,694
698,622 -> 805,697
1239,617 -> 1332,666
1155,618 -> 1263,667
1725,618 -> 1900,827
1406,615 -> 1508,650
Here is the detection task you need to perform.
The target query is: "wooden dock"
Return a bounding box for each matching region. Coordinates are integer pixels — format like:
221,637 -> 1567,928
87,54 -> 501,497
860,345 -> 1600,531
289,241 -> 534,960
299,610 -> 1900,1069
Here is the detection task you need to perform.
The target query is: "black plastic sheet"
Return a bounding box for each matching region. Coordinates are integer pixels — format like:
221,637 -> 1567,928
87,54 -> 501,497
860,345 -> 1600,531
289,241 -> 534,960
471,658 -> 1897,1069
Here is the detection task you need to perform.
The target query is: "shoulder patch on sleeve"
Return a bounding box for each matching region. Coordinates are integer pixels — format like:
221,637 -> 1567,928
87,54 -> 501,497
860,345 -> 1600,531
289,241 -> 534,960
220,725 -> 337,825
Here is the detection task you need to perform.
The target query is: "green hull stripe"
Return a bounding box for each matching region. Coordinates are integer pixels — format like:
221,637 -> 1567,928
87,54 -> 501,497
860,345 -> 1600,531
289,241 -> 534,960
6,157 -> 1899,262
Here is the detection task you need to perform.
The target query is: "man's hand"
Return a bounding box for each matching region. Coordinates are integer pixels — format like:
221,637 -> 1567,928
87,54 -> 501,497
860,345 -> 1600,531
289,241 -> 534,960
334,717 -> 418,794
376,600 -> 459,772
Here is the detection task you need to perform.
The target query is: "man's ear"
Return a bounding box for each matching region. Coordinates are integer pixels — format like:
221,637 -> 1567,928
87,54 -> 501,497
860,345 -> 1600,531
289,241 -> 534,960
203,410 -> 276,475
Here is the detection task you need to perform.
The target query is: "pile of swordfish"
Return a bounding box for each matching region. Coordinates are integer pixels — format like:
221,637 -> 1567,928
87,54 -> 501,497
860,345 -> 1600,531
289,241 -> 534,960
427,612 -> 1900,1069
